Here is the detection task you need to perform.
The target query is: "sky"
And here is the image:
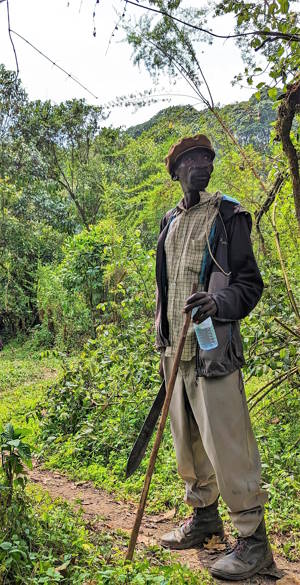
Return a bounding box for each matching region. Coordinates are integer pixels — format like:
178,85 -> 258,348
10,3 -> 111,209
0,0 -> 256,128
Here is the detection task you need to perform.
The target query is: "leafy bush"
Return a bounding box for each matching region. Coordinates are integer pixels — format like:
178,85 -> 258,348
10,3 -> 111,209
0,423 -> 32,507
37,263 -> 93,350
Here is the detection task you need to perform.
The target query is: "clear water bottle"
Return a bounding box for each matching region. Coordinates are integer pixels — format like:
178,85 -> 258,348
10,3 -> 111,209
192,309 -> 218,351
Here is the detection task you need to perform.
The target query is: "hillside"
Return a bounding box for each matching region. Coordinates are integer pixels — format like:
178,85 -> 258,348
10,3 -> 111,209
127,92 -> 276,150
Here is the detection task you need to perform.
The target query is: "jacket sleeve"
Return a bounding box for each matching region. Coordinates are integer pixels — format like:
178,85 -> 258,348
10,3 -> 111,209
212,213 -> 264,321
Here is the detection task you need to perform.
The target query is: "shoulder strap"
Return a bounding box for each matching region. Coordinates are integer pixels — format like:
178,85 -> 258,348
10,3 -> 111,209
205,201 -> 231,277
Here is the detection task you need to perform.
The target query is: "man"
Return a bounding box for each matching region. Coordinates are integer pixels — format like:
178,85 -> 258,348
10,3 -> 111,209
155,134 -> 274,581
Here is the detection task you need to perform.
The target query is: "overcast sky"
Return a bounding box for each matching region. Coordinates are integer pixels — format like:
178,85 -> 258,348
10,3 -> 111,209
0,0 -> 256,127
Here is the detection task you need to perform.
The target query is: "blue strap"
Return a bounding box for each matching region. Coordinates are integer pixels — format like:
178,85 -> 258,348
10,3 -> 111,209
222,193 -> 240,205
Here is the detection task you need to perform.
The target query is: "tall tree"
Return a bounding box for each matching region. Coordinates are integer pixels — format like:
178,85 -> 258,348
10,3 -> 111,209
22,99 -> 108,229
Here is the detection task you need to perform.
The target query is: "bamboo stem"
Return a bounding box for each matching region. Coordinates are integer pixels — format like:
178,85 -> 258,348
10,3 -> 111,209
255,383 -> 299,419
273,317 -> 300,339
248,366 -> 299,404
249,366 -> 299,412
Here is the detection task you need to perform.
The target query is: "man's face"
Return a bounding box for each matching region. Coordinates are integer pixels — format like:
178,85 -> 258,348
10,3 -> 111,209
174,148 -> 214,191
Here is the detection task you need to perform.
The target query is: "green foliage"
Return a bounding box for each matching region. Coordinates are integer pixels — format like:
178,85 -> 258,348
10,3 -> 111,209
36,219 -> 149,347
62,221 -> 115,307
125,3 -> 208,83
0,423 -> 32,507
36,263 -> 93,349
39,315 -> 158,459
38,227 -> 158,468
214,0 -> 300,91
22,98 -> 109,229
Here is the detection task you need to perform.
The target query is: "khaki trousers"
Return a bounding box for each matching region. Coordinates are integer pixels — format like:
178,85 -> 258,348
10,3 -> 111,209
163,355 -> 268,537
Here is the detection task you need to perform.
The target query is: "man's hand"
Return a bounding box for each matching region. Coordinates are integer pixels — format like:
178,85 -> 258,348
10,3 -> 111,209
183,292 -> 217,323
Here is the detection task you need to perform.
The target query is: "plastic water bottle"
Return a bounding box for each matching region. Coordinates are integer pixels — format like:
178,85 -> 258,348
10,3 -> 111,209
192,309 -> 218,351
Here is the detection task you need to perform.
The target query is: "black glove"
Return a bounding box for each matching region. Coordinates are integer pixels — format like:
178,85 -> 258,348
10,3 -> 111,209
183,291 -> 217,323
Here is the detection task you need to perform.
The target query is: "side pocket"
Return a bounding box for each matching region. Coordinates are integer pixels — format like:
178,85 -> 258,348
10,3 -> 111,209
196,320 -> 245,377
197,320 -> 233,377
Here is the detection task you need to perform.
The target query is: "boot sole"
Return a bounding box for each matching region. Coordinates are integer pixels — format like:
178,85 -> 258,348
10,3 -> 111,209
210,554 -> 274,581
161,530 -> 224,551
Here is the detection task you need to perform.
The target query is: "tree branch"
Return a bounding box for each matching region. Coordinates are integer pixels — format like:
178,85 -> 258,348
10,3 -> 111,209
248,366 -> 299,412
255,383 -> 299,419
248,365 -> 299,405
6,0 -> 19,77
126,1 -> 300,43
275,78 -> 300,230
273,317 -> 300,339
51,144 -> 90,229
10,29 -> 99,99
255,173 -> 285,252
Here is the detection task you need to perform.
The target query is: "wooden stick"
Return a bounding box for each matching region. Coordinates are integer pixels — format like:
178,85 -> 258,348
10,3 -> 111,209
249,366 -> 299,412
248,365 -> 299,404
125,283 -> 197,561
273,316 -> 300,340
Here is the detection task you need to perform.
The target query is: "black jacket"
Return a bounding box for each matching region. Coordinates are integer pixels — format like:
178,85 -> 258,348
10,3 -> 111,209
155,195 -> 264,377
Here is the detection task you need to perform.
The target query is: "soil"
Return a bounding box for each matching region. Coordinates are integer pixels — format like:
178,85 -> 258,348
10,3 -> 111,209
28,463 -> 300,585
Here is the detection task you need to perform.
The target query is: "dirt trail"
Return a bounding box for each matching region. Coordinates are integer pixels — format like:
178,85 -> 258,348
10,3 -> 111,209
28,463 -> 300,585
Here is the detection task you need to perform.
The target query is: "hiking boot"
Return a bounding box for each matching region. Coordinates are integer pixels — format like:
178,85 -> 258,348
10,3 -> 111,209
161,499 -> 224,550
210,518 -> 274,581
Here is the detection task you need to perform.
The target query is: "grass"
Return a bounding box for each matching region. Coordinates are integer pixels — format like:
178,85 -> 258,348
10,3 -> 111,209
0,341 -> 61,450
0,342 -> 57,390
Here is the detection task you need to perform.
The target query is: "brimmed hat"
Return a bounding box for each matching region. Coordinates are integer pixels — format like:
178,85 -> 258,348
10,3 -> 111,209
165,134 -> 215,178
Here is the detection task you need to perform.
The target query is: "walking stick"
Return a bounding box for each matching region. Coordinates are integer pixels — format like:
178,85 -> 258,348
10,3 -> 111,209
126,283 -> 197,561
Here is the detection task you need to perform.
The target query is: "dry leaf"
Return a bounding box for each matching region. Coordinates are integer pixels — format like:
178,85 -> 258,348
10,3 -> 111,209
271,417 -> 280,424
151,508 -> 176,523
55,559 -> 71,573
203,534 -> 226,552
277,575 -> 300,585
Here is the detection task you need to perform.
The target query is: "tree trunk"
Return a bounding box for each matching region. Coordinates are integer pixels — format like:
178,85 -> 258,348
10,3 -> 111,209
276,78 -> 300,230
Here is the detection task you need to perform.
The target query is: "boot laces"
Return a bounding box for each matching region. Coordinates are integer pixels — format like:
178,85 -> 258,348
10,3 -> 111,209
181,508 -> 199,531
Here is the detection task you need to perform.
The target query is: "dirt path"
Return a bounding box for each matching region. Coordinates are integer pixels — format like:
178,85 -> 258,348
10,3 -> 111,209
28,463 -> 300,584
